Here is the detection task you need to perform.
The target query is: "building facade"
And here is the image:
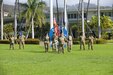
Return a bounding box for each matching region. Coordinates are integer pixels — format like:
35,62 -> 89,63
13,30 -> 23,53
46,6 -> 113,24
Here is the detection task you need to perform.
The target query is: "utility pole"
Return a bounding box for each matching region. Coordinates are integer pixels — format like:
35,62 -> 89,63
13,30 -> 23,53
50,0 -> 53,29
1,0 -> 3,40
97,0 -> 101,38
81,0 -> 85,37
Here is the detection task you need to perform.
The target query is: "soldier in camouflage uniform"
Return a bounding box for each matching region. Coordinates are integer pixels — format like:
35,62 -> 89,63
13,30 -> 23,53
52,33 -> 58,51
79,33 -> 85,50
58,33 -> 66,53
88,33 -> 94,50
9,35 -> 15,50
44,34 -> 49,52
67,35 -> 73,52
19,34 -> 25,49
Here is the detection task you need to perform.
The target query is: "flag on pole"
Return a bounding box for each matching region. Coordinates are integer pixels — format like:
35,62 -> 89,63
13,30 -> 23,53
53,17 -> 59,36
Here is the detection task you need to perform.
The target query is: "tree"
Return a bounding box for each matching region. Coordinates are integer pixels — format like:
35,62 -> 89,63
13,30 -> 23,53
89,16 -> 113,38
90,16 -> 113,30
20,0 -> 46,39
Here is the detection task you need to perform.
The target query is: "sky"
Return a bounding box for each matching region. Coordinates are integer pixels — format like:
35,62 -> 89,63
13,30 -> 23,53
3,0 -> 113,7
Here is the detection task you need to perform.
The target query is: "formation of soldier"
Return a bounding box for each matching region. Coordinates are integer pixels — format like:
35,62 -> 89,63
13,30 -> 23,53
8,34 -> 25,50
44,32 -> 73,53
8,32 -> 94,52
44,32 -> 94,53
79,33 -> 94,50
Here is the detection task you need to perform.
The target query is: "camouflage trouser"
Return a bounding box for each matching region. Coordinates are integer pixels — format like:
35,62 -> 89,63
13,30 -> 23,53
44,43 -> 49,52
10,43 -> 14,50
67,41 -> 72,52
80,41 -> 85,50
58,44 -> 64,53
19,41 -> 25,49
88,42 -> 93,50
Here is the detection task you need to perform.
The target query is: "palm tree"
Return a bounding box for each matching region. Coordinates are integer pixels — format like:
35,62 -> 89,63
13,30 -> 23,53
20,0 -> 46,39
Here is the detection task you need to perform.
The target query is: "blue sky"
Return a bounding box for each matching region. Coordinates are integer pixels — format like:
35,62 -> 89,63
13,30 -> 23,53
3,0 -> 113,7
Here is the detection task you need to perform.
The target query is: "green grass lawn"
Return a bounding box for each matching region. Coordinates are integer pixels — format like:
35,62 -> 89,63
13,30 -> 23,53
0,44 -> 113,75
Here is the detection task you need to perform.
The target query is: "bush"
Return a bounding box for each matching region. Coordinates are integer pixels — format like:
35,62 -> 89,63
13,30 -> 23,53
25,39 -> 40,44
73,38 -> 80,44
72,38 -> 107,44
0,39 -> 40,44
95,38 -> 107,44
0,40 -> 9,44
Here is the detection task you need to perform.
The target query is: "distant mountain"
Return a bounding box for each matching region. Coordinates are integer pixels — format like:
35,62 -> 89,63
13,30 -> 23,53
68,2 -> 110,9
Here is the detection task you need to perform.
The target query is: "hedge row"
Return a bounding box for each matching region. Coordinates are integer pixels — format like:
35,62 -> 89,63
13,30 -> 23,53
73,38 -> 107,44
0,38 -> 109,44
0,39 -> 40,44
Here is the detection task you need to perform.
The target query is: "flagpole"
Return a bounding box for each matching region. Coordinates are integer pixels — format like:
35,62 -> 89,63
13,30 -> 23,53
50,0 -> 53,29
1,0 -> 3,40
97,0 -> 101,38
64,0 -> 68,35
81,0 -> 85,37
14,0 -> 18,39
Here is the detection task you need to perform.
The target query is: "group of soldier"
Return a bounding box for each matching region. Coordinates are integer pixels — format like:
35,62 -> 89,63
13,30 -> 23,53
8,31 -> 94,52
44,33 -> 73,53
79,33 -> 94,50
44,32 -> 94,53
8,34 -> 25,50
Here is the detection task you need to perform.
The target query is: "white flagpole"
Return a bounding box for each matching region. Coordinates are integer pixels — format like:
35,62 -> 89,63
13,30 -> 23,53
97,0 -> 101,38
50,0 -> 53,29
64,0 -> 68,35
81,0 -> 85,37
14,0 -> 17,39
1,0 -> 3,40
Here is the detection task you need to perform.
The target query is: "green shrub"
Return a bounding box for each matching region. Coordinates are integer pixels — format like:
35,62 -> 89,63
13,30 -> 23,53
25,39 -> 40,44
0,40 -> 9,44
73,38 -> 80,44
0,39 -> 40,44
95,39 -> 107,44
107,40 -> 113,43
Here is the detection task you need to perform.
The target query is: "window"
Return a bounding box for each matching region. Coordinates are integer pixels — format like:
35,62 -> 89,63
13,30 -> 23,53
71,14 -> 73,18
108,12 -> 111,16
84,13 -> 87,18
68,14 -> 71,19
101,12 -> 104,16
74,14 -> 77,19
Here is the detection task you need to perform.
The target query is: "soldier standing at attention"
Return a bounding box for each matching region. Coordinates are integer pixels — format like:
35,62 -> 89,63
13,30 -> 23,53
9,35 -> 15,50
88,33 -> 94,50
67,35 -> 73,52
58,33 -> 66,54
44,34 -> 49,52
79,33 -> 85,50
19,34 -> 25,49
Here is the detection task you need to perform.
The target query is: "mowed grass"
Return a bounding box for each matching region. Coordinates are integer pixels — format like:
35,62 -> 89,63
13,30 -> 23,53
0,44 -> 113,75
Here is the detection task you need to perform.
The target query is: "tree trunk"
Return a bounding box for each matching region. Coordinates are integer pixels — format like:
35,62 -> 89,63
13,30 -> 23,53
1,0 -> 3,40
32,17 -> 34,39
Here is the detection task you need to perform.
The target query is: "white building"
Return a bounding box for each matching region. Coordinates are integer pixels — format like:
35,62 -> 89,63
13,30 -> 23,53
46,6 -> 113,24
